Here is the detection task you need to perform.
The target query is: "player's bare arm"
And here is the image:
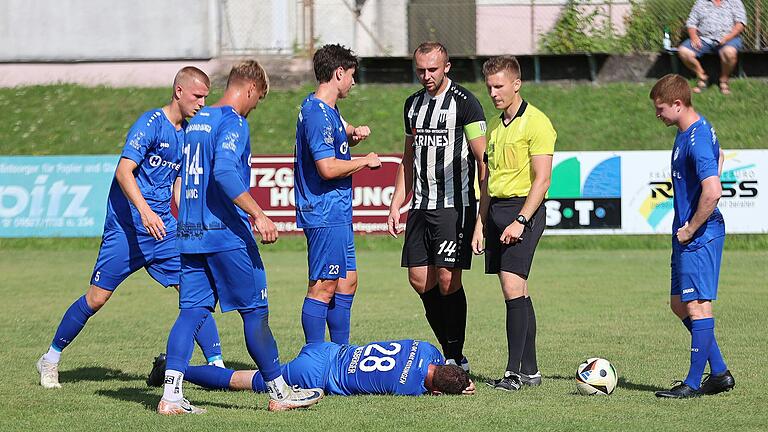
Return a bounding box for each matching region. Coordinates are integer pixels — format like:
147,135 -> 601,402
232,191 -> 278,244
500,154 -> 552,245
172,177 -> 181,209
315,153 -> 380,180
467,133 -> 487,253
387,135 -> 415,237
472,168 -> 490,255
114,157 -> 166,240
718,149 -> 725,176
676,175 -> 722,245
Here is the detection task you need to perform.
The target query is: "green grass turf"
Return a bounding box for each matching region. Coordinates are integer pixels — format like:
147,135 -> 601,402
2,245 -> 767,431
1,79 -> 766,156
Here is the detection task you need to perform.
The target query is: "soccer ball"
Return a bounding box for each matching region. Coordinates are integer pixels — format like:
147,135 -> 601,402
575,358 -> 617,395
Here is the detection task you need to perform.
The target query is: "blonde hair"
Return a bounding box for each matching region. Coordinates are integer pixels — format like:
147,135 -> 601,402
482,55 -> 521,80
173,66 -> 210,89
227,60 -> 270,98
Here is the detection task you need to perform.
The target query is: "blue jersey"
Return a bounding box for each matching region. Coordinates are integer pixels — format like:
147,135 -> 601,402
294,93 -> 352,228
671,115 -> 725,251
105,109 -> 184,234
328,339 -> 444,396
177,106 -> 255,254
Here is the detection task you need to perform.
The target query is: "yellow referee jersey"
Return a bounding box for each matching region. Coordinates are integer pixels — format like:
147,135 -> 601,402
485,100 -> 556,198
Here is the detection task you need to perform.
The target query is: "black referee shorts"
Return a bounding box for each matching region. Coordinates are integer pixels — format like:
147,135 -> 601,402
401,206 -> 475,270
485,197 -> 546,278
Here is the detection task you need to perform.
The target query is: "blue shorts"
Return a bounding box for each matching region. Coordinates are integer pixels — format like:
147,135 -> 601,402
680,36 -> 742,57
304,225 -> 356,281
179,246 -> 268,312
91,228 -> 179,291
671,236 -> 724,302
251,342 -> 344,394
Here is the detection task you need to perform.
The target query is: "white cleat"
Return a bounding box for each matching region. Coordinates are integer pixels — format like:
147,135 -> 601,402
157,398 -> 207,415
268,386 -> 324,412
36,356 -> 61,389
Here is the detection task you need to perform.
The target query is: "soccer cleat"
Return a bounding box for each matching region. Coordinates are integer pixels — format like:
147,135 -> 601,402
486,371 -> 522,391
655,382 -> 702,399
445,357 -> 471,373
700,370 -> 735,395
146,353 -> 167,387
36,356 -> 61,389
520,370 -> 542,386
157,398 -> 206,415
267,386 -> 324,412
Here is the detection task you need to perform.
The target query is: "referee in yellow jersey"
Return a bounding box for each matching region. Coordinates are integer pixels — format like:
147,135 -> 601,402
471,55 -> 556,391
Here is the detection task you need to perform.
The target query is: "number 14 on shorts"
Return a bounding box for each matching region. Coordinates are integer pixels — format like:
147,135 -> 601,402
438,240 -> 457,257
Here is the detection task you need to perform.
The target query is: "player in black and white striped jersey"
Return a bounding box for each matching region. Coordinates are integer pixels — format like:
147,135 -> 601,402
387,41 -> 486,371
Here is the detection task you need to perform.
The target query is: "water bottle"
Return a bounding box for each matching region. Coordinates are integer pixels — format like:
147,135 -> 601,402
663,26 -> 672,51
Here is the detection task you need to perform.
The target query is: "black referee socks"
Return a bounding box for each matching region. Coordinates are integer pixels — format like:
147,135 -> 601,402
505,296 -> 529,374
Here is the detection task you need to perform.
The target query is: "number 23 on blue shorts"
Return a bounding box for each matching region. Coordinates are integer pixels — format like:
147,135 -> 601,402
304,224 -> 356,281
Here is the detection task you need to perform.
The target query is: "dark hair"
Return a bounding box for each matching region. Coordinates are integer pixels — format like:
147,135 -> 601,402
413,41 -> 449,63
227,60 -> 270,97
313,44 -> 359,83
482,55 -> 521,80
649,74 -> 692,107
431,364 -> 470,395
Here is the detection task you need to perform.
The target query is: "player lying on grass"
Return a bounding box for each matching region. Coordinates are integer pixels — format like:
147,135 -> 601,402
148,339 -> 475,396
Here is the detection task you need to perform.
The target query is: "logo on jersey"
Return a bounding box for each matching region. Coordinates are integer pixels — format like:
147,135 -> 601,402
159,142 -> 170,149
673,147 -> 680,161
128,131 -> 145,150
340,141 -> 349,155
323,125 -> 334,144
148,155 -> 180,170
222,131 -> 239,152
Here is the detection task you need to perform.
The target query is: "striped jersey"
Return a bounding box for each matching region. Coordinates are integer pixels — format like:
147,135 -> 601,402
403,79 -> 486,209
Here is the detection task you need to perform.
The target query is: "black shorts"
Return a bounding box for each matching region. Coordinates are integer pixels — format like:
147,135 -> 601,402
485,197 -> 546,278
401,206 -> 476,270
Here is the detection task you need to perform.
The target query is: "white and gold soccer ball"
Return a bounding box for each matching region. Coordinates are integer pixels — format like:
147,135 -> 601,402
575,357 -> 617,395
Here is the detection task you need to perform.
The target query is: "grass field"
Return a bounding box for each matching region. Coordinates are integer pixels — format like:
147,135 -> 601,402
2,237 -> 767,431
1,79 -> 767,156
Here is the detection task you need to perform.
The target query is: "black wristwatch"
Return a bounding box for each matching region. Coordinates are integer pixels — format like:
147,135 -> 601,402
515,214 -> 528,226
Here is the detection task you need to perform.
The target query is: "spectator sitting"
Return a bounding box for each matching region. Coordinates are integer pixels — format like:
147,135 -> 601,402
677,0 -> 747,95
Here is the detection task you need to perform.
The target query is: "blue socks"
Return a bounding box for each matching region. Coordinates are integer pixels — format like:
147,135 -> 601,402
684,318 -> 715,389
184,365 -> 235,390
166,308 -> 211,373
195,314 -> 223,364
301,297 -> 329,343
239,307 -> 281,381
681,317 -> 727,376
327,293 -> 354,344
50,295 -> 96,352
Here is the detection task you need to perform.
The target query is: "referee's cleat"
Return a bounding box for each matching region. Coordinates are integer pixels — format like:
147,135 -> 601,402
520,370 -> 542,386
486,371 -> 522,391
157,398 -> 206,415
700,370 -> 735,395
146,353 -> 167,387
267,386 -> 324,412
655,382 -> 702,399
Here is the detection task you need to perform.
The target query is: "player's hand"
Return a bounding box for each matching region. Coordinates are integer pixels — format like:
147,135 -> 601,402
676,221 -> 693,245
691,36 -> 703,50
387,207 -> 404,238
471,222 -> 485,255
253,213 -> 278,244
500,221 -> 524,245
140,208 -> 166,240
352,125 -> 371,144
366,152 -> 382,170
462,379 -> 476,396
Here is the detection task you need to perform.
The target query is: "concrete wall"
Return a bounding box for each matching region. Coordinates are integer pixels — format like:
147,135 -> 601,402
0,0 -> 218,61
312,0 -> 409,57
476,0 -> 632,55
